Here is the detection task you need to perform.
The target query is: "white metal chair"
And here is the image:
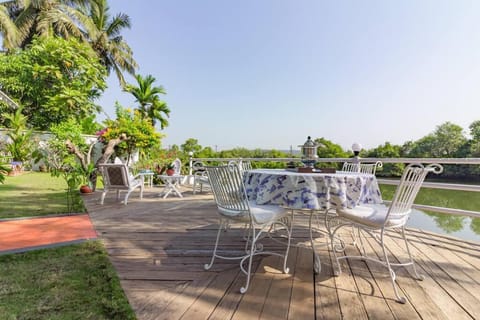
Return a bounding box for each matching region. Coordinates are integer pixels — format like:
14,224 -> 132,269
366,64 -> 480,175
359,161 -> 383,174
239,160 -> 253,172
342,161 -> 382,174
341,161 -> 360,172
192,161 -> 211,194
327,163 -> 443,303
204,162 -> 292,293
98,163 -> 144,205
171,158 -> 182,176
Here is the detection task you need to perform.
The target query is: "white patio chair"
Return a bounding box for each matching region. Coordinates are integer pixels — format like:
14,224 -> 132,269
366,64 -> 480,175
327,163 -> 443,303
171,158 -> 182,176
341,161 -> 360,172
239,160 -> 253,172
204,162 -> 292,293
192,161 -> 211,194
359,161 -> 383,174
98,163 -> 144,205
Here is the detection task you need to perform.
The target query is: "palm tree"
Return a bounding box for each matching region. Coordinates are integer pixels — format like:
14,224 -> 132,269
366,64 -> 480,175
0,1 -> 19,49
124,74 -> 170,129
2,0 -> 89,49
80,0 -> 137,86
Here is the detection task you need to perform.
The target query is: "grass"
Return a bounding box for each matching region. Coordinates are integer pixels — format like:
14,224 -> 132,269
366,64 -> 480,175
0,242 -> 136,319
0,172 -> 136,319
0,172 -> 84,219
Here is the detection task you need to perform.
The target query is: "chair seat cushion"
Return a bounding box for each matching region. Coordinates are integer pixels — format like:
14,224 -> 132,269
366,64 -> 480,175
195,176 -> 209,184
217,201 -> 288,225
337,204 -> 410,228
249,201 -> 289,224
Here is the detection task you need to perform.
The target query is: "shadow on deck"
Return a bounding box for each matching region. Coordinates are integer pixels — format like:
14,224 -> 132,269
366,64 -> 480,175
82,186 -> 480,320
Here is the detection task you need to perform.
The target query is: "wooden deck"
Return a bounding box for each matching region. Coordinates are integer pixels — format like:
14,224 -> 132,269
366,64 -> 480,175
82,187 -> 480,320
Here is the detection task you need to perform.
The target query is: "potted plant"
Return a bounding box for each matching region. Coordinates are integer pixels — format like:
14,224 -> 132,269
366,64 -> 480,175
78,163 -> 96,194
166,163 -> 175,176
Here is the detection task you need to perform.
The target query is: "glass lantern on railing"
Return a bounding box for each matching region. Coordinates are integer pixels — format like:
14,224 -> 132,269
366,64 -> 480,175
299,136 -> 319,168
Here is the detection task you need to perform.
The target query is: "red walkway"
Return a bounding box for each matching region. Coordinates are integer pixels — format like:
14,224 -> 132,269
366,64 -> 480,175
0,214 -> 97,254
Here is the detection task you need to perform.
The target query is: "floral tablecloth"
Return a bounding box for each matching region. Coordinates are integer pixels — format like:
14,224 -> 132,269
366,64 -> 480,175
244,169 -> 382,210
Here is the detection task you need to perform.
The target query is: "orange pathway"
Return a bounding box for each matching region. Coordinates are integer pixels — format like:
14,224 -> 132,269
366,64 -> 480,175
0,214 -> 97,254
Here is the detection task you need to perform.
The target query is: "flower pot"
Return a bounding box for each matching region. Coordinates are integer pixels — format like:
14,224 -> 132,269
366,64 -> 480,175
80,185 -> 93,194
166,169 -> 175,176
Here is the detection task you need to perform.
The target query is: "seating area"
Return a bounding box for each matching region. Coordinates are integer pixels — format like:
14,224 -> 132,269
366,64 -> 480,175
81,181 -> 480,319
86,159 -> 480,319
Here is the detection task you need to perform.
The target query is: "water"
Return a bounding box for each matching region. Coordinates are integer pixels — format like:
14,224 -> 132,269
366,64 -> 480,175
408,209 -> 480,243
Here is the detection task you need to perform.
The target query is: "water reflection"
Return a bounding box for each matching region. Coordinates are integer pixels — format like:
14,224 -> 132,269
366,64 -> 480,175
408,209 -> 480,242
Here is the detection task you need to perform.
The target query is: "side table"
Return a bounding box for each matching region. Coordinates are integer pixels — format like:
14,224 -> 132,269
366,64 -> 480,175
158,175 -> 184,198
138,170 -> 155,188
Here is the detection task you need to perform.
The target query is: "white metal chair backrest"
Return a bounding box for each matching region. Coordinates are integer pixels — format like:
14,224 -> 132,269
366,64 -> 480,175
385,163 -> 443,227
99,164 -> 131,189
342,162 -> 360,172
172,158 -> 182,175
240,160 -> 253,172
205,163 -> 250,220
359,161 -> 383,175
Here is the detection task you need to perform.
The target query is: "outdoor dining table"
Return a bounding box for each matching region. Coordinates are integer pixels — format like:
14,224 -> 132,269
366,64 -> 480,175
243,168 -> 383,272
244,168 -> 382,210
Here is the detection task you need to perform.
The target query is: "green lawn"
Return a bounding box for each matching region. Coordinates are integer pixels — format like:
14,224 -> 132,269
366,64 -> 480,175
0,172 -> 136,319
0,172 -> 84,219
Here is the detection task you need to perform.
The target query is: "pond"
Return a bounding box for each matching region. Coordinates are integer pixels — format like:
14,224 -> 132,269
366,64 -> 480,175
408,209 -> 480,243
378,184 -> 480,243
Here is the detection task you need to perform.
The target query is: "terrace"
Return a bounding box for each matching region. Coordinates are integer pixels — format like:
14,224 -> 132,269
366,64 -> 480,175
82,157 -> 480,319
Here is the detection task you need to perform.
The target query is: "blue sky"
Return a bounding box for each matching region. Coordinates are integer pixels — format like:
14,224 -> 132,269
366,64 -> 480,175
100,0 -> 480,152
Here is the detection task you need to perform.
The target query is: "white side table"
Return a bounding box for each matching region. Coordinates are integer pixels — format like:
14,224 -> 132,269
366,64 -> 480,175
158,175 -> 184,198
138,170 -> 155,188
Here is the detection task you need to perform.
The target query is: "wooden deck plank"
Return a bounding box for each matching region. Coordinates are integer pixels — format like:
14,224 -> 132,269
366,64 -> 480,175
315,246 -> 342,320
288,246 -> 315,320
383,231 -> 476,320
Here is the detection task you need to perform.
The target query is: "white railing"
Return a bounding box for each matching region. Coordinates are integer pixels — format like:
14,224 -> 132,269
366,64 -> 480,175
188,157 -> 480,219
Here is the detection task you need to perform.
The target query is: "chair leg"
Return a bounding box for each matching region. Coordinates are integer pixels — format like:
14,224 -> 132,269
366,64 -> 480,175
124,190 -> 131,205
240,226 -> 257,294
100,191 -> 107,205
282,214 -> 293,275
309,210 -> 322,274
379,231 -> 407,304
204,219 -> 227,271
401,227 -> 424,281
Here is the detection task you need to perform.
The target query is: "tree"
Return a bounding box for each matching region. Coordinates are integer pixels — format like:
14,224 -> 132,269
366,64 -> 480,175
0,36 -> 107,130
2,106 -> 34,163
469,120 -> 480,141
365,142 -> 403,176
101,104 -> 162,166
181,138 -> 202,154
1,0 -> 88,49
432,122 -> 466,157
80,0 -> 137,86
0,1 -> 19,49
124,74 -> 170,128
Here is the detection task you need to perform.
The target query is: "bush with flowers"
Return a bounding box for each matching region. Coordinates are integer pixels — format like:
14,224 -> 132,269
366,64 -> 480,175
98,104 -> 162,166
